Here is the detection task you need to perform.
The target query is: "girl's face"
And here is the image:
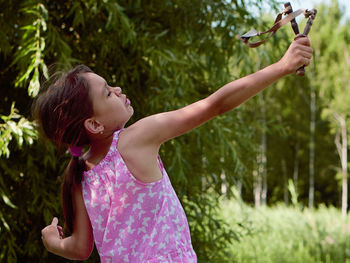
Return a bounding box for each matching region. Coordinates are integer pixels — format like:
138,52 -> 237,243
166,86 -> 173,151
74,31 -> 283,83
84,72 -> 134,134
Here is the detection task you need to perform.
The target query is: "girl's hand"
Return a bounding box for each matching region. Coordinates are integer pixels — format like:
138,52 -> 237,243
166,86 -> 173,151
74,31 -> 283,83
41,217 -> 63,252
278,36 -> 313,75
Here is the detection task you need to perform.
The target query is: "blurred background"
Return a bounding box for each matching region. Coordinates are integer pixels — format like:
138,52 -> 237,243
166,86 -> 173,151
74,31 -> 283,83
1,0 -> 350,262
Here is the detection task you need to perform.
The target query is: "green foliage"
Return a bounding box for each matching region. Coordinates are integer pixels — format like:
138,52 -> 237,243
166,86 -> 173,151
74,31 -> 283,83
220,199 -> 350,263
0,0 -> 348,261
312,1 -> 350,135
12,1 -> 49,96
0,103 -> 37,158
0,0 -> 278,261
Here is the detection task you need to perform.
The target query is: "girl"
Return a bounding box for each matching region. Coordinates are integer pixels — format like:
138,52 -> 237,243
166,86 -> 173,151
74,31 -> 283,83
38,37 -> 312,262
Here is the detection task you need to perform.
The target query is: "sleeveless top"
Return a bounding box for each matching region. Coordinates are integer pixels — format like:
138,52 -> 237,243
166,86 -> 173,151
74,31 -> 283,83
82,130 -> 197,262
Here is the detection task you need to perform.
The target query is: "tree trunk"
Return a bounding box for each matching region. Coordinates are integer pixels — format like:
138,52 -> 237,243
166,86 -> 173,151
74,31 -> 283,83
334,112 -> 348,217
281,158 -> 289,205
236,179 -> 242,197
293,141 -> 300,191
308,85 -> 316,210
253,169 -> 262,208
258,93 -> 267,206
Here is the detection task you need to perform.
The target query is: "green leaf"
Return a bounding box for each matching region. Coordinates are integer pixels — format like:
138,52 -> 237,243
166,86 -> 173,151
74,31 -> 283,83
0,212 -> 10,231
1,192 -> 17,209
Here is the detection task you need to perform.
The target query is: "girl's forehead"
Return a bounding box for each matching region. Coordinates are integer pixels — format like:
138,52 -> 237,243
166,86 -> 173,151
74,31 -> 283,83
84,72 -> 105,85
84,73 -> 106,100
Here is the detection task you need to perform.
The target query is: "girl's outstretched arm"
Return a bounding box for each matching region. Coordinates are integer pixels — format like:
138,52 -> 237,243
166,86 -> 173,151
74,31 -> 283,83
119,37 -> 312,182
41,185 -> 94,260
126,37 -> 312,144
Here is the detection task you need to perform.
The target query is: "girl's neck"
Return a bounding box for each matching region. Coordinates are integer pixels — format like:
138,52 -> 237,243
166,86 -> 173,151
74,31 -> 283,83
84,134 -> 114,168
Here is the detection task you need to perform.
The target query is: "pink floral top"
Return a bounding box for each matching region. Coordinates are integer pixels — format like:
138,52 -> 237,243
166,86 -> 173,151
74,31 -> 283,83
82,130 -> 197,262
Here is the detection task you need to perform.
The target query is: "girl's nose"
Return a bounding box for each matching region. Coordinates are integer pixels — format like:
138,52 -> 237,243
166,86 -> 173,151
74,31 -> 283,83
113,87 -> 122,96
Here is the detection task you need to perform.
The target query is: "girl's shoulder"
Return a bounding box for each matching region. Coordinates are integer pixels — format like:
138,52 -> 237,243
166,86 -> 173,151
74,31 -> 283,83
117,124 -> 163,184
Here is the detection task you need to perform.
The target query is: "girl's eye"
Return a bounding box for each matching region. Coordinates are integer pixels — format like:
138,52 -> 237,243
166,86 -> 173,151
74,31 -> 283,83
107,91 -> 111,97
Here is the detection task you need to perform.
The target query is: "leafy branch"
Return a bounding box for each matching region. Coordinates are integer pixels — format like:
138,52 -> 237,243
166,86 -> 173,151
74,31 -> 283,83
0,103 -> 37,158
12,1 -> 49,97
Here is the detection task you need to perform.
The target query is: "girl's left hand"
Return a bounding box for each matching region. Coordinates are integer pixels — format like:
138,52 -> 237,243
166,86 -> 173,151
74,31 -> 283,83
41,217 -> 63,252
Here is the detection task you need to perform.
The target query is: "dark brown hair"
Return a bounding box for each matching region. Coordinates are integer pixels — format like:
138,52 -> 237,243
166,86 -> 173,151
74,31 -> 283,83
33,65 -> 93,234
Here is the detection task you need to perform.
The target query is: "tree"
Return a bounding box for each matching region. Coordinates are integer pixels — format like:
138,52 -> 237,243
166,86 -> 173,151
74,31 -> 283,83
311,0 -> 350,216
1,0 -> 281,261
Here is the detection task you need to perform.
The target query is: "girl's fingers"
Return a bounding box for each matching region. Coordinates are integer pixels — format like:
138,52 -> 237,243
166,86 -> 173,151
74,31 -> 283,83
51,217 -> 58,226
299,50 -> 313,60
304,58 -> 311,66
293,37 -> 313,56
294,36 -> 311,46
57,226 -> 63,237
299,47 -> 313,56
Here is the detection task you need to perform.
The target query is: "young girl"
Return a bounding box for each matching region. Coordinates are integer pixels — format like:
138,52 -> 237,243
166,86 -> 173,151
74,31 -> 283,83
38,37 -> 312,262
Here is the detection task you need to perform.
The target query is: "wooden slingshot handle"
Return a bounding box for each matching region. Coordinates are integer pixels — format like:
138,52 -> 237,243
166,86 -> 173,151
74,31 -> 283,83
294,34 -> 307,76
285,2 -> 317,76
284,2 -> 304,76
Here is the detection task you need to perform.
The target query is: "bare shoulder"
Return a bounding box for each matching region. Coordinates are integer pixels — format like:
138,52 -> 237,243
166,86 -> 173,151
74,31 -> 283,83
116,100 -> 215,182
117,123 -> 162,183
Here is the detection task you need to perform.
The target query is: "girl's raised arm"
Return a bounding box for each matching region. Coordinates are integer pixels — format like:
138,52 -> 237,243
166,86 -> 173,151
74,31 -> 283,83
126,37 -> 312,148
41,186 -> 94,260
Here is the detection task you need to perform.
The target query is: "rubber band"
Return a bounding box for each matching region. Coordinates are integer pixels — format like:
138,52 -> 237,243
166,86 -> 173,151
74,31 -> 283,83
69,145 -> 83,157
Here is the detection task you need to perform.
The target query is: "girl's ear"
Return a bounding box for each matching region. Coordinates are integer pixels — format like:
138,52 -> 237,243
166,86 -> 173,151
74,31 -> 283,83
84,118 -> 104,134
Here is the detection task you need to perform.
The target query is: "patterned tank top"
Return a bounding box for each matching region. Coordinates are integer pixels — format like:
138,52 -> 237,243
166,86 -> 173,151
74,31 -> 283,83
82,130 -> 197,262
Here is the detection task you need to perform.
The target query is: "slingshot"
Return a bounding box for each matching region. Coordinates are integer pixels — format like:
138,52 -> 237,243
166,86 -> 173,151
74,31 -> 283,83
239,2 -> 317,76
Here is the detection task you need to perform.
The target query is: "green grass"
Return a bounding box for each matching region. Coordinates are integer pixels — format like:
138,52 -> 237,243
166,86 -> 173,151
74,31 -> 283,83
219,199 -> 350,263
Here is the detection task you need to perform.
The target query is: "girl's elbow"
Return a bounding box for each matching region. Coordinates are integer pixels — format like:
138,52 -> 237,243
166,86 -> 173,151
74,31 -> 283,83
76,249 -> 92,260
78,254 -> 91,261
209,98 -> 227,116
211,103 -> 226,116
75,243 -> 93,260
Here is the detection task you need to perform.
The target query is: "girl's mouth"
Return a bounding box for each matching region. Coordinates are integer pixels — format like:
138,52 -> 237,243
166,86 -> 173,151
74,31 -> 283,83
125,98 -> 130,106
